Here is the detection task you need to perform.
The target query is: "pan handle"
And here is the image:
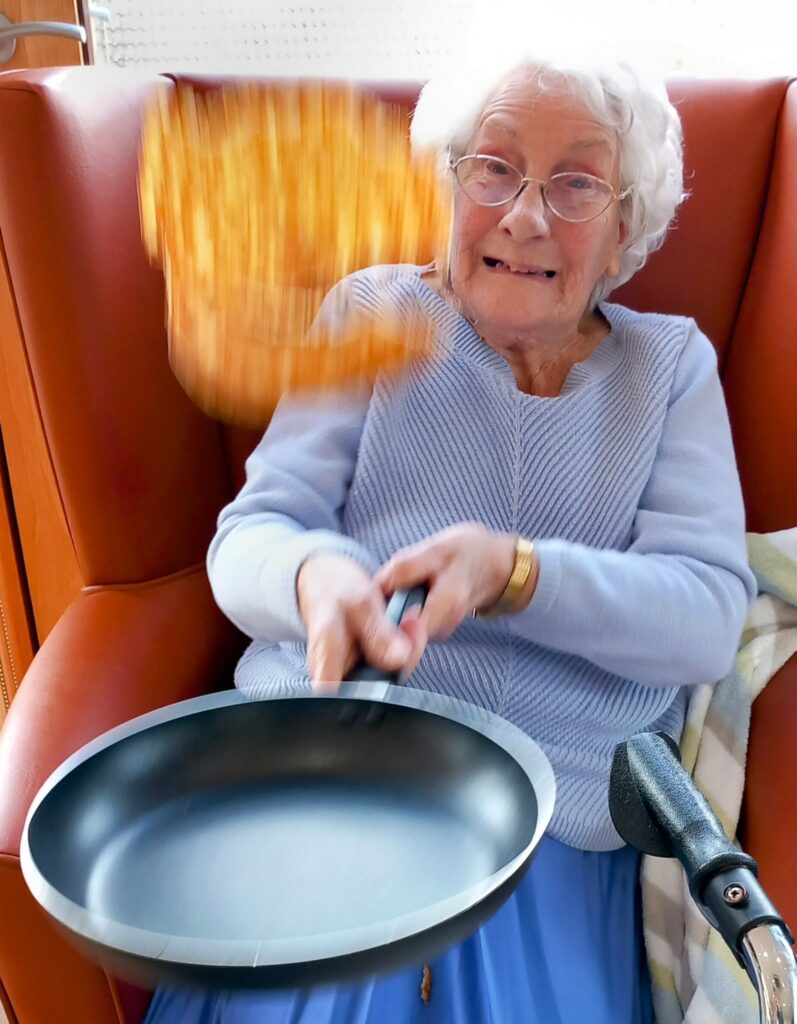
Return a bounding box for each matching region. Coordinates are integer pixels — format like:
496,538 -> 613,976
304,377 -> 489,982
344,586 -> 428,684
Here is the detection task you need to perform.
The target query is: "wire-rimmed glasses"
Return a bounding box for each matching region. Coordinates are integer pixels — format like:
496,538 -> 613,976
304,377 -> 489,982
450,154 -> 633,223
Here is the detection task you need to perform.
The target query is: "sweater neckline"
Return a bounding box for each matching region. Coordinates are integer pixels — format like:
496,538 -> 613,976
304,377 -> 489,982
411,263 -> 623,399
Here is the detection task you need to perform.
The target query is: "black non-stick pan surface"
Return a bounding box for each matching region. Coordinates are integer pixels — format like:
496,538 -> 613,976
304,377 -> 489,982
21,679 -> 555,991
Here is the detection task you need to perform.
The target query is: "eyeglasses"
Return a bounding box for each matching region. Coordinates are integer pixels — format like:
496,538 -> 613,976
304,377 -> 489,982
449,154 -> 633,223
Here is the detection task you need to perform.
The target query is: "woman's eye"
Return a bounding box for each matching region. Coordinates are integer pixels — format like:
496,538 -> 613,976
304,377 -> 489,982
563,174 -> 598,191
484,160 -> 511,177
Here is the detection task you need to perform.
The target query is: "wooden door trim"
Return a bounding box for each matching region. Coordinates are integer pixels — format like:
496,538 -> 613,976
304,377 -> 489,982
0,233 -> 83,643
0,0 -> 83,72
0,437 -> 35,718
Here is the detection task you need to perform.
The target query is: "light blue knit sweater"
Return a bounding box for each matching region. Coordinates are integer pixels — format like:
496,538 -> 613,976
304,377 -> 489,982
207,264 -> 756,851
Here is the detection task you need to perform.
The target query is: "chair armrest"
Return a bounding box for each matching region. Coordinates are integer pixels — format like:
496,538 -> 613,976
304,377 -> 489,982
0,566 -> 244,1024
742,653 -> 797,933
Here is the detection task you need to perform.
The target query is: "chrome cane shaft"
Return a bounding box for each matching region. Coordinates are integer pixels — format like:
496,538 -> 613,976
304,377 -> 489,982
742,925 -> 797,1024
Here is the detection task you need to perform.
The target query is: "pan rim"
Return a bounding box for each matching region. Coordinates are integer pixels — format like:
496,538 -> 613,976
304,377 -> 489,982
21,683 -> 556,970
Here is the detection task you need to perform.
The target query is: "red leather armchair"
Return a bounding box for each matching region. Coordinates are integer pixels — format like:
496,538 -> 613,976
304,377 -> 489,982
0,69 -> 794,1024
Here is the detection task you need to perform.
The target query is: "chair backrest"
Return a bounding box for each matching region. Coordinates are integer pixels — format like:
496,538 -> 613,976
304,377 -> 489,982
1,72 -> 794,644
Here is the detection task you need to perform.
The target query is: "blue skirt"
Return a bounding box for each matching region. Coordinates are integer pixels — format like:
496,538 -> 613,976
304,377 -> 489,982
144,837 -> 653,1024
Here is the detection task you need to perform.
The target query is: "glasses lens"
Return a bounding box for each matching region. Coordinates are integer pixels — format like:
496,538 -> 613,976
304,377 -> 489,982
455,156 -> 522,205
545,173 -> 613,222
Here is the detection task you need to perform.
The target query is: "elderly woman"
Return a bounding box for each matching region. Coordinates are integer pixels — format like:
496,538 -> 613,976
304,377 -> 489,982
145,52 -> 756,1024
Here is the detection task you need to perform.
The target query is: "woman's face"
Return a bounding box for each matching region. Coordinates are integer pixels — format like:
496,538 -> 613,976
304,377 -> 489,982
448,73 -> 628,345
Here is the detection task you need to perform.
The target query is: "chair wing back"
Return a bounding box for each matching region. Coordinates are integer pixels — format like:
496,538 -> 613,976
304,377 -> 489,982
616,78 -> 797,532
723,84 -> 797,532
0,69 -> 232,600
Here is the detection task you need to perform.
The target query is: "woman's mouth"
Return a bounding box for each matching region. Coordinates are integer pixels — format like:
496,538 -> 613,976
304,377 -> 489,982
483,257 -> 556,278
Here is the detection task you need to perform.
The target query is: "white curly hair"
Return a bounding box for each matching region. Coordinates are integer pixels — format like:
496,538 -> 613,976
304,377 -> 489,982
410,53 -> 686,306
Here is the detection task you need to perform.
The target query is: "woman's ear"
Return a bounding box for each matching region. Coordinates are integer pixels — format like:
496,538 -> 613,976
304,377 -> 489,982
605,219 -> 629,279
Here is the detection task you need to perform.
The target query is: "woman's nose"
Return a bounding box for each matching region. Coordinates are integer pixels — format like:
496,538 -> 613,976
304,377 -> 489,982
498,182 -> 552,240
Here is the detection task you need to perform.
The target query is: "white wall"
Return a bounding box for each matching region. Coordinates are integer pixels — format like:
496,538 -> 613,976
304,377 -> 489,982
89,0 -> 796,78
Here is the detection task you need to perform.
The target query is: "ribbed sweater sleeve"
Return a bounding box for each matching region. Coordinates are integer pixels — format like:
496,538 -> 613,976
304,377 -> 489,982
511,322 -> 756,686
206,388 -> 374,642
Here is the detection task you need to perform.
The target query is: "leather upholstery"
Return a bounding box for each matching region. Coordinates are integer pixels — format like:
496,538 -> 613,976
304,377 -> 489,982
0,68 -> 794,1023
0,70 -> 231,588
615,78 -> 788,361
731,82 -> 797,913
723,83 -> 797,532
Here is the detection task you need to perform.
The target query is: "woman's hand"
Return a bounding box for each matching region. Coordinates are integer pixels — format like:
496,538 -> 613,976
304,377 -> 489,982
376,525 -> 533,638
297,554 -> 427,690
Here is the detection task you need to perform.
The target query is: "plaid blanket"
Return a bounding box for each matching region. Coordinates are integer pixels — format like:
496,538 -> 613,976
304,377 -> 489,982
643,529 -> 797,1023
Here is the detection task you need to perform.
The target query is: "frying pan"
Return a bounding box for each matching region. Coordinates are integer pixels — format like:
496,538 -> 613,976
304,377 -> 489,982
21,590 -> 555,990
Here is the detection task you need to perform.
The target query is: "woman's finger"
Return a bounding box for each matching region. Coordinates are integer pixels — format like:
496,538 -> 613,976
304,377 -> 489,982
397,610 -> 428,679
377,554 -> 471,638
306,610 -> 353,691
375,542 -> 444,594
422,573 -> 472,638
350,595 -> 412,671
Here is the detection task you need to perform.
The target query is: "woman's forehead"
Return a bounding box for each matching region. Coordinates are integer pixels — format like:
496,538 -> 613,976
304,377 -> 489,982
471,75 -> 617,158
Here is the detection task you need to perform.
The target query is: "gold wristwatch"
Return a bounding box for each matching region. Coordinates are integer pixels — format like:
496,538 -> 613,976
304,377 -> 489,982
473,537 -> 535,619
